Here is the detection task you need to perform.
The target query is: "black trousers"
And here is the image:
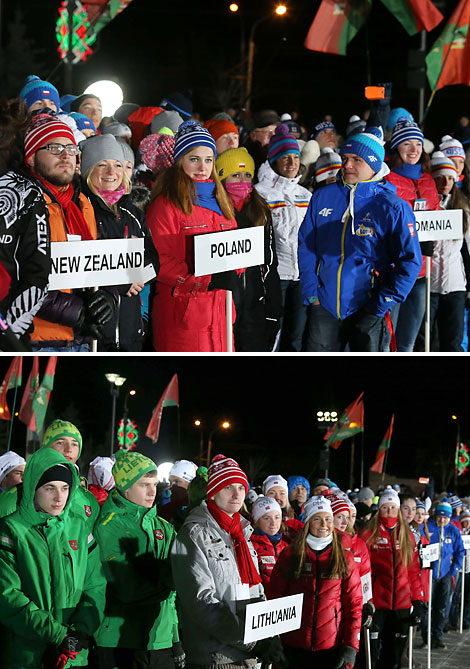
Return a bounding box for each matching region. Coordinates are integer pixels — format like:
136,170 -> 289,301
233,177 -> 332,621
94,647 -> 175,669
283,645 -> 338,669
370,609 -> 410,669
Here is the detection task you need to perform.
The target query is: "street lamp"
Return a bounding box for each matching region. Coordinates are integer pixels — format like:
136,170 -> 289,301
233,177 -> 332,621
121,389 -> 136,450
105,373 -> 126,455
229,3 -> 239,11
84,80 -> 123,117
207,421 -> 231,467
317,409 -> 337,478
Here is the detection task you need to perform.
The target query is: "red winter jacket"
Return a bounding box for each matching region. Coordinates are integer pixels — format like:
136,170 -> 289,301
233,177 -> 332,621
415,528 -> 431,603
282,517 -> 304,545
250,533 -> 288,598
270,543 -> 363,652
146,195 -> 238,352
360,521 -> 424,611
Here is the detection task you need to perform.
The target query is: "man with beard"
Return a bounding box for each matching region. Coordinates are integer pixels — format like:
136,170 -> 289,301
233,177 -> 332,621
23,116 -> 115,351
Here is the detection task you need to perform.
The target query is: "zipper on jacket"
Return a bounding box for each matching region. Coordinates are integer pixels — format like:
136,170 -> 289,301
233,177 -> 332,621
390,528 -> 396,609
336,186 -> 356,319
311,552 -> 321,650
334,607 -> 338,631
437,528 -> 443,580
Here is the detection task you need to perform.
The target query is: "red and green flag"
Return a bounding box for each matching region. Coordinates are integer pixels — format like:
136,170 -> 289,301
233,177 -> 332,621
30,357 -> 58,434
18,357 -> 40,431
304,0 -> 372,56
379,0 -> 443,35
0,357 -> 23,421
324,392 -> 364,449
426,0 -> 470,90
455,442 -> 470,476
146,374 -> 179,443
370,414 -> 394,474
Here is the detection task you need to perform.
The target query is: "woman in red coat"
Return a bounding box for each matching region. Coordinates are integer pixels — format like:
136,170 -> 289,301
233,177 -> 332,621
270,495 -> 363,668
250,496 -> 288,598
146,121 -> 238,351
386,119 -> 440,352
360,487 -> 424,669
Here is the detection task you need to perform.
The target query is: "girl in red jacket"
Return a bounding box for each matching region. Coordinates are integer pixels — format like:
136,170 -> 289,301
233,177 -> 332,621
270,495 -> 363,668
250,495 -> 288,598
263,474 -> 304,544
386,119 -> 440,352
360,487 -> 424,669
146,121 -> 237,352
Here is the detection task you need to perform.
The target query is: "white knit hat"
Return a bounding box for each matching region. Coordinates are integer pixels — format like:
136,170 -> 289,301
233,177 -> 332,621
315,147 -> 342,183
300,139 -> 320,169
431,151 -> 458,180
304,495 -> 333,523
439,135 -> 465,160
378,486 -> 400,508
0,451 -> 26,486
169,459 -> 197,483
252,495 -> 282,523
87,456 -> 115,491
263,474 -> 288,495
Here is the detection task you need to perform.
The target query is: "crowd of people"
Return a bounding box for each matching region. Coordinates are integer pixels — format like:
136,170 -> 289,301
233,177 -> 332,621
1,76 -> 470,352
0,422 -> 469,668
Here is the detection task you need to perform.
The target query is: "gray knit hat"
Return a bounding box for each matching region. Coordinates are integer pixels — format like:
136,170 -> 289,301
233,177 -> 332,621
80,134 -> 125,176
102,121 -> 132,139
151,110 -> 183,135
358,486 -> 375,502
117,137 -> 135,167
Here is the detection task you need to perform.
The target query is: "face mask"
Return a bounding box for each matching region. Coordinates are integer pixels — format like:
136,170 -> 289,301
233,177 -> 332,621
225,181 -> 252,203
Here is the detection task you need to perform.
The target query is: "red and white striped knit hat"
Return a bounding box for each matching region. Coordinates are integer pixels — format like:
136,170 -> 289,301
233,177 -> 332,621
329,494 -> 351,517
207,454 -> 248,498
24,117 -> 76,162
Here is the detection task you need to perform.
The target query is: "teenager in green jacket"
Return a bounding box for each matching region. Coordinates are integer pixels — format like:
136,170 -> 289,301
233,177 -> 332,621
0,447 -> 106,668
93,449 -> 182,668
0,419 -> 99,529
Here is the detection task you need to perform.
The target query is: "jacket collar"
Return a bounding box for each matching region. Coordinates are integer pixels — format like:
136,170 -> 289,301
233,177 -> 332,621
257,160 -> 301,192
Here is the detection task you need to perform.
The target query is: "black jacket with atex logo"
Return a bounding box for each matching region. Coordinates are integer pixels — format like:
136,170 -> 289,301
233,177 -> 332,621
0,169 -> 51,337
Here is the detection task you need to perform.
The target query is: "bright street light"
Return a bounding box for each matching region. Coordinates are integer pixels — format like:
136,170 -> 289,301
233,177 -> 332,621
106,373 -> 126,455
275,4 -> 287,15
194,419 -> 201,426
229,3 -> 239,11
222,421 -> 230,429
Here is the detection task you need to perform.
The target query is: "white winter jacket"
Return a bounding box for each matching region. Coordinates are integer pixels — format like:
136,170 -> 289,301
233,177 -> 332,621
431,195 -> 470,294
255,161 -> 312,281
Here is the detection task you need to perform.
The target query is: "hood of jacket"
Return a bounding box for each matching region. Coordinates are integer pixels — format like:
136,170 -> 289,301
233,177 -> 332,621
257,159 -> 302,193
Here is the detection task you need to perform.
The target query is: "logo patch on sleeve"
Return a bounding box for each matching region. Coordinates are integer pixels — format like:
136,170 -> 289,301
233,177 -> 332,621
84,505 -> 92,517
69,540 -> 78,550
408,223 -> 416,237
154,529 -> 164,540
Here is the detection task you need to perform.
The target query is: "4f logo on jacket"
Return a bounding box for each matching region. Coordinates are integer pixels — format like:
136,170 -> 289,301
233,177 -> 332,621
319,208 -> 333,217
69,540 -> 78,550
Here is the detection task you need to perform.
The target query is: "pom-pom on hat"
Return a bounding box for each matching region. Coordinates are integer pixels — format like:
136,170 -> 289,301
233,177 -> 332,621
435,498 -> 452,518
41,419 -> 82,456
431,151 -> 458,181
206,454 -> 248,498
112,450 -> 157,492
439,135 -> 466,160
20,75 -> 60,113
79,134 -> 125,177
204,119 -> 239,142
69,112 -> 96,135
216,147 -> 255,180
287,475 -> 311,497
390,119 -> 424,151
263,474 -> 288,495
24,117 -> 76,163
0,452 -> 26,486
378,485 -> 400,508
88,456 -> 115,491
173,120 -> 217,163
267,124 -> 300,165
169,459 -> 197,483
252,495 -> 282,523
330,494 -> 351,517
346,115 -> 366,138
341,126 -> 385,172
315,147 -> 342,183
139,132 -> 175,174
304,495 -> 333,523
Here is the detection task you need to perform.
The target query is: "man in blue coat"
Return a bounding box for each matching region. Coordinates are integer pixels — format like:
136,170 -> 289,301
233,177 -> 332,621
298,126 -> 421,351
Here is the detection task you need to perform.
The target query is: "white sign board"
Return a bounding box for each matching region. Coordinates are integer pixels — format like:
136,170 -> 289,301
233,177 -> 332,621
415,209 -> 463,242
462,535 -> 470,549
422,543 -> 440,563
49,238 -> 156,290
244,593 -> 303,643
194,226 -> 264,276
361,572 -> 372,603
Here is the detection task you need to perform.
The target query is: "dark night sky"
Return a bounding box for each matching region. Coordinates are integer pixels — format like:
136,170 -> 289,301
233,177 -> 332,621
0,355 -> 469,494
4,0 -> 470,143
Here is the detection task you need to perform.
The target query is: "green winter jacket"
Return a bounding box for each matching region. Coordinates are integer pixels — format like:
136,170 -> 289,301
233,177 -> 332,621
0,448 -> 106,668
94,489 -> 179,650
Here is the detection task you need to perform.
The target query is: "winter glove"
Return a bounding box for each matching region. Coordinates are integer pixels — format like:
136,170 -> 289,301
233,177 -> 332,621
254,636 -> 288,668
75,310 -> 104,340
54,633 -> 87,668
334,645 -> 357,669
409,601 -> 424,626
362,600 -> 376,628
420,240 -> 435,257
82,289 -> 115,325
208,270 -> 239,292
172,641 -> 186,668
54,651 -> 78,669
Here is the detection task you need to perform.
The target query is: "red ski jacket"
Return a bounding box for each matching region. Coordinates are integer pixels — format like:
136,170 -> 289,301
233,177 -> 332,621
250,533 -> 288,598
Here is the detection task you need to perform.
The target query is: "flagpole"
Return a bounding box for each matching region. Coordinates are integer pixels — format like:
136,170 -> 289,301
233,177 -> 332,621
350,436 -> 356,490
382,445 -> 390,482
6,384 -> 19,451
360,429 -> 365,488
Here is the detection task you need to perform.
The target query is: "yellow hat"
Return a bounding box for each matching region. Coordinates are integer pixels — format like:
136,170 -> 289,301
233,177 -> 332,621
216,147 -> 255,181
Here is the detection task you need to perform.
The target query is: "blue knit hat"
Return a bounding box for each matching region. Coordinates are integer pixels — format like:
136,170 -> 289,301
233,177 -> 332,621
287,475 -> 310,497
69,112 -> 97,135
173,120 -> 216,163
310,120 -> 337,140
341,126 -> 385,172
435,498 -> 452,518
267,124 -> 300,165
390,120 -> 424,151
448,494 -> 463,509
20,75 -> 60,113
60,94 -> 77,113
416,499 -> 426,511
387,107 -> 414,131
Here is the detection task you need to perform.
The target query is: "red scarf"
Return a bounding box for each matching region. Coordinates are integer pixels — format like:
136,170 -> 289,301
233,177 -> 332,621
35,176 -> 94,241
381,516 -> 399,530
207,499 -> 261,586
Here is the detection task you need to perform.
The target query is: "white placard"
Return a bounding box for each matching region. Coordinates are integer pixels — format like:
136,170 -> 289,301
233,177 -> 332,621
49,238 -> 156,290
422,543 -> 440,562
244,593 -> 303,643
194,226 -> 264,276
462,535 -> 470,549
361,572 -> 372,603
414,209 -> 463,242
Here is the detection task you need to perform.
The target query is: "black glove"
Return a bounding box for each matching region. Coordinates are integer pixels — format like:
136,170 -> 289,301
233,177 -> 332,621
334,645 -> 357,669
362,600 -> 375,628
420,240 -> 435,257
208,270 -> 239,292
410,601 -> 423,626
59,632 -> 88,653
76,310 -> 104,339
254,636 -> 288,667
172,640 -> 186,668
83,289 -> 115,325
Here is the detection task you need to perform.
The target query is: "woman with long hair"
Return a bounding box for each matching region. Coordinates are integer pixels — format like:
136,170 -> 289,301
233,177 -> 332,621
146,121 -> 239,352
250,495 -> 288,598
263,474 -> 303,543
360,487 -> 424,669
270,495 -> 363,668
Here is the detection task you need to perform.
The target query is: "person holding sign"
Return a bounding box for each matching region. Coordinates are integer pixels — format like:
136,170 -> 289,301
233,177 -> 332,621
270,495 -> 362,668
171,454 -> 286,668
80,134 -> 159,351
360,486 -> 424,669
146,121 -> 239,352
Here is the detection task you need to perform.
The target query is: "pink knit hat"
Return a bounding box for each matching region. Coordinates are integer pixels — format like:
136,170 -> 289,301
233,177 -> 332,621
206,454 -> 248,498
24,116 -> 76,162
139,132 -> 175,175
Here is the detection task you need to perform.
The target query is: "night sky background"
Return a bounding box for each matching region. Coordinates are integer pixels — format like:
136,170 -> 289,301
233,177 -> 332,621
2,0 -> 470,144
0,355 -> 469,496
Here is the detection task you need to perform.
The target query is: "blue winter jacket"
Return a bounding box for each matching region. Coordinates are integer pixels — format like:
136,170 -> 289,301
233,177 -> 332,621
298,174 -> 422,319
427,518 -> 465,580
